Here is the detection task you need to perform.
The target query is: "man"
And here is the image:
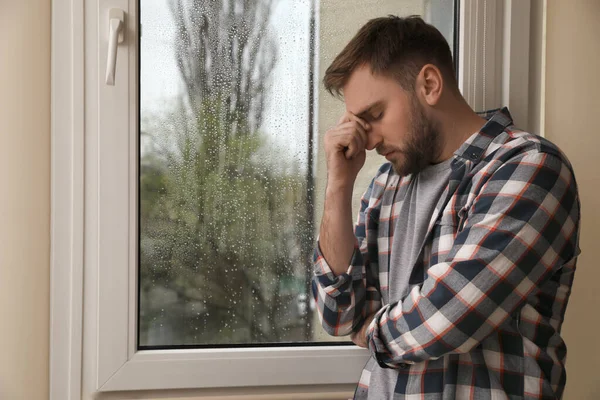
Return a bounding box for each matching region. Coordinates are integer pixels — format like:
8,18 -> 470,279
312,15 -> 580,399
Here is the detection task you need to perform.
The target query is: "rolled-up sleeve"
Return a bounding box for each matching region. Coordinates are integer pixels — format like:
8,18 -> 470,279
366,152 -> 580,367
312,174 -> 383,337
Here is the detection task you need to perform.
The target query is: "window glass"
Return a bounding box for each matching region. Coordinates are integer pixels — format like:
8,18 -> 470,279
139,0 -> 455,348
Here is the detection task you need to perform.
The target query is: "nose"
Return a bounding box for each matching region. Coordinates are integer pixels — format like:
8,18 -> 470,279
365,130 -> 382,151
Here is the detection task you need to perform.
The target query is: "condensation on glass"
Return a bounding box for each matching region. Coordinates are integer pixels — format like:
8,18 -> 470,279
139,0 -> 455,348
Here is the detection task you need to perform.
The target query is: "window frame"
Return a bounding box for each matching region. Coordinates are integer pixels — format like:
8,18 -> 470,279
50,0 -> 532,398
458,0 -> 533,129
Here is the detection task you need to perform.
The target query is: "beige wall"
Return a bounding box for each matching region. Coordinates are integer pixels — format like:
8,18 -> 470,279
545,1 -> 600,399
0,1 -> 51,400
2,0 -> 599,399
0,0 -> 50,399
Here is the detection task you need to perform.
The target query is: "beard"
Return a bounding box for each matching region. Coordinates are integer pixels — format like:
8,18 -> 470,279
379,96 -> 443,176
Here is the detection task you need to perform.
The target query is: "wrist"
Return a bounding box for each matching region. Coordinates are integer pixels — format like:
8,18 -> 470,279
326,178 -> 355,195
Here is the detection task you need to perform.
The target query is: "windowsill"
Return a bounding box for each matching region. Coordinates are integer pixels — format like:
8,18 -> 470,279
95,384 -> 355,400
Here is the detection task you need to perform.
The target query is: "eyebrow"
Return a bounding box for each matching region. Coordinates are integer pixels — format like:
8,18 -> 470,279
354,101 -> 383,119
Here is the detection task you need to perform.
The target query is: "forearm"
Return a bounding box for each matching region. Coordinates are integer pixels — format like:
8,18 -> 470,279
319,182 -> 356,276
312,172 -> 384,337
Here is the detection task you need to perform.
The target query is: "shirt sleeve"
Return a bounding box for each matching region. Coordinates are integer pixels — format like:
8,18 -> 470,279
366,151 -> 580,367
311,174 -> 383,337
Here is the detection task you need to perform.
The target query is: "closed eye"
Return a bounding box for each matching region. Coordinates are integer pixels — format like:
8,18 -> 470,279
370,112 -> 383,121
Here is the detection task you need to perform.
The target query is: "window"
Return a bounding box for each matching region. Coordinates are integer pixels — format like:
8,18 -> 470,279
138,0 -> 459,350
139,0 -> 320,348
51,0 -> 530,398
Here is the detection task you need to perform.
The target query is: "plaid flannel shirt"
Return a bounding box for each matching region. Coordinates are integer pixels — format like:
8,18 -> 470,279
312,108 -> 580,399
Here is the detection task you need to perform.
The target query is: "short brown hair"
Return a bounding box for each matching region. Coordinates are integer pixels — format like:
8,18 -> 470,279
323,15 -> 457,97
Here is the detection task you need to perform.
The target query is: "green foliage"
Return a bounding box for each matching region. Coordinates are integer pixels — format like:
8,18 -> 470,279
139,0 -> 314,347
139,99 -> 313,346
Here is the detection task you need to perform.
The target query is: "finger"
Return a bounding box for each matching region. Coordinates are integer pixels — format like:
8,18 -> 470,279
329,124 -> 365,149
338,112 -> 370,133
344,134 -> 365,160
343,136 -> 359,160
342,118 -> 369,149
348,113 -> 371,132
337,111 -> 352,125
351,124 -> 368,153
352,121 -> 368,150
335,121 -> 367,150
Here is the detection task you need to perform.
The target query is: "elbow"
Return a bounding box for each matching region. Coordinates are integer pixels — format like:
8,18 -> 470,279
318,312 -> 354,337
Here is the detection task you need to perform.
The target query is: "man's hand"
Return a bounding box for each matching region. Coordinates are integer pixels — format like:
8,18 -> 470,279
351,314 -> 375,348
324,112 -> 370,190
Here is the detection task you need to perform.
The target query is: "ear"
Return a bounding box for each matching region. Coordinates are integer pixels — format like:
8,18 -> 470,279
416,64 -> 443,106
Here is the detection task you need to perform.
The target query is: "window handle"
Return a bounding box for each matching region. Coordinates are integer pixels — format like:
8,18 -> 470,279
105,8 -> 125,86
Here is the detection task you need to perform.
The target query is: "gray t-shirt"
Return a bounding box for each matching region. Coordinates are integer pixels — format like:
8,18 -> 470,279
367,158 -> 453,399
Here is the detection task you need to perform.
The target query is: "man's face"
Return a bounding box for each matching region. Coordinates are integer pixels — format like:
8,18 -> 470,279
343,64 -> 442,176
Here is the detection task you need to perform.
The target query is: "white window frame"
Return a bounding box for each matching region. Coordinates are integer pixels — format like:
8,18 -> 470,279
50,1 -> 531,399
459,0 -> 532,129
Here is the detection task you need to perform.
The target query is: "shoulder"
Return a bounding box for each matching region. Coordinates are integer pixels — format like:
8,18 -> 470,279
483,127 -> 574,171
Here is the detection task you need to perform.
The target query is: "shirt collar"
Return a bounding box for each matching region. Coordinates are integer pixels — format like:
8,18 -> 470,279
453,107 -> 514,163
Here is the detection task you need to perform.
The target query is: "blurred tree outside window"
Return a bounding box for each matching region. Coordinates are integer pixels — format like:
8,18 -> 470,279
139,0 -> 318,347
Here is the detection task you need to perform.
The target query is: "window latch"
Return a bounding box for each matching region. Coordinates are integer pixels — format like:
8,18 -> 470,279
105,8 -> 125,86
